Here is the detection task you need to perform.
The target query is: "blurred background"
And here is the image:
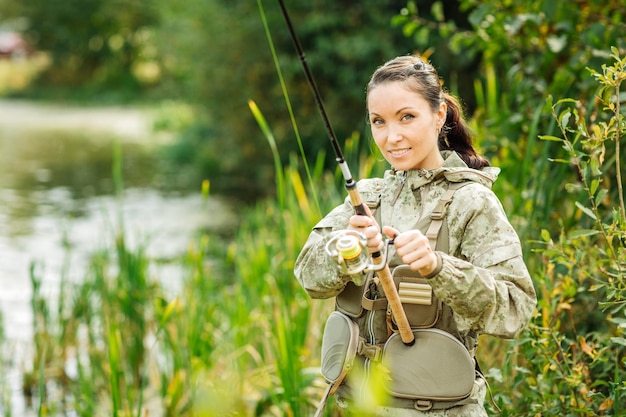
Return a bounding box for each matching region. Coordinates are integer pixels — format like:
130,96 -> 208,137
0,0 -> 624,416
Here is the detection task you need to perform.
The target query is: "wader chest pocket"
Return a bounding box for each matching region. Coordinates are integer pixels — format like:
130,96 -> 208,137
382,328 -> 475,403
320,311 -> 359,386
392,265 -> 442,329
335,280 -> 366,318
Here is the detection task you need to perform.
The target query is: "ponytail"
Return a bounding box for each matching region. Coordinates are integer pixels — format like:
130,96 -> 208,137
439,93 -> 490,169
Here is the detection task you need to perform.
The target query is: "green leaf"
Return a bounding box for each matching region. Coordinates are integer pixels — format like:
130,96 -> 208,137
539,135 -> 564,142
567,229 -> 599,240
248,99 -> 285,209
610,337 -> 626,347
589,158 -> 603,176
575,201 -> 597,220
554,98 -> 579,105
391,15 -> 408,27
591,124 -> 603,140
590,179 -> 599,196
549,158 -> 572,165
403,20 -> 418,37
541,229 -> 551,242
414,26 -> 429,44
609,317 -> 626,328
559,111 -> 571,129
407,0 -> 418,15
431,1 -> 444,22
595,188 -> 608,207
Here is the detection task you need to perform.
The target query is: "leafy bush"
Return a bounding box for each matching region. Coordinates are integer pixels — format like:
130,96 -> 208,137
485,47 -> 626,417
393,0 -> 626,247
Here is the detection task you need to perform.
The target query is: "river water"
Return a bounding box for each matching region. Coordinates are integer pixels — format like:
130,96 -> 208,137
0,100 -> 237,414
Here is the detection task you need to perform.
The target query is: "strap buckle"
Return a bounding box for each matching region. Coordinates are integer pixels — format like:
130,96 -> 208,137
414,399 -> 433,411
357,338 -> 382,362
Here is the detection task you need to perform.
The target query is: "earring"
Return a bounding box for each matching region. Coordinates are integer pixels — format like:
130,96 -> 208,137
438,125 -> 450,148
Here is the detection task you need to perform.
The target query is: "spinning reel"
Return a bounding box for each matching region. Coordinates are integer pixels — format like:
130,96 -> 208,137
324,230 -> 388,285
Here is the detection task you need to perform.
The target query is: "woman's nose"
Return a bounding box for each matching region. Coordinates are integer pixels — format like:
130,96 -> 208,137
387,124 -> 403,142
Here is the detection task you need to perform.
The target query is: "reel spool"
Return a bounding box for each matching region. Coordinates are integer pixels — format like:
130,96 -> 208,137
325,230 -> 386,284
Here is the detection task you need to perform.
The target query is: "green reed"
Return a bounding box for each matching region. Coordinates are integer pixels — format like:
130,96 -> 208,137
21,44 -> 622,417
24,236 -> 150,415
256,0 -> 322,217
0,309 -> 11,417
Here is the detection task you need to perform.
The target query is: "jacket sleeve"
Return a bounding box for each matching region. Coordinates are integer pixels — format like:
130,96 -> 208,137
428,184 -> 537,339
294,199 -> 354,299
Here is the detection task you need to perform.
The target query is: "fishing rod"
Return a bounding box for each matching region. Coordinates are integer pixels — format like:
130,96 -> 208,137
276,0 -> 415,347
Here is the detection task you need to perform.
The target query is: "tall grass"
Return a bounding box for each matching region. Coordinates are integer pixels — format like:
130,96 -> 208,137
0,309 -> 11,417
17,116 -> 349,415
11,30 -> 624,417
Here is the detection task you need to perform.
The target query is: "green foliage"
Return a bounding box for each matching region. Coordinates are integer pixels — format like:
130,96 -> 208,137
6,1 -> 626,415
394,0 -> 626,248
19,142 -> 343,415
2,0 -> 160,96
151,0 -> 414,199
2,0 -> 625,206
485,48 -> 626,416
17,47 -> 626,415
25,234 -> 159,415
154,152 -> 343,415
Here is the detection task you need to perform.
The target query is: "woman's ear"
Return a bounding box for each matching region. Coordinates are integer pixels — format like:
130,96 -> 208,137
438,102 -> 447,128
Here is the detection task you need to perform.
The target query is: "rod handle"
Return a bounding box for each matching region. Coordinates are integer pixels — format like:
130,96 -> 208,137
372,256 -> 415,345
347,186 -> 368,216
347,184 -> 414,345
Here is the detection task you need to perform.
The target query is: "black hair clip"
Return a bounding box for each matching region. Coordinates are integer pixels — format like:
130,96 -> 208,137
413,60 -> 426,71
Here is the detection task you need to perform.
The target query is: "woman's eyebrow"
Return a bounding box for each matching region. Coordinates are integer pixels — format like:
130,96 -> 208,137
395,106 -> 416,115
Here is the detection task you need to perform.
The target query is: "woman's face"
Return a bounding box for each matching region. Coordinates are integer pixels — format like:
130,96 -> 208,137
367,81 -> 446,171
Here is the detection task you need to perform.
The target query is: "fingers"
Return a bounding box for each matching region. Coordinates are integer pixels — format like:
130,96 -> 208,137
349,220 -> 438,274
348,213 -> 373,229
362,203 -> 373,218
387,229 -> 437,275
382,225 -> 399,239
365,229 -> 383,253
348,213 -> 382,253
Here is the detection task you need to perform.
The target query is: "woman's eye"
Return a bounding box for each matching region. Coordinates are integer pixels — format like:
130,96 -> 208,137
401,113 -> 414,121
371,117 -> 384,125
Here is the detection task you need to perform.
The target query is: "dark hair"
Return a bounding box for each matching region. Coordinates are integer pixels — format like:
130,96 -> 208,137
367,55 -> 489,169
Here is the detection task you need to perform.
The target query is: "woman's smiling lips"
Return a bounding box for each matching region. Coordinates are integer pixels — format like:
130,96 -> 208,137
388,148 -> 412,157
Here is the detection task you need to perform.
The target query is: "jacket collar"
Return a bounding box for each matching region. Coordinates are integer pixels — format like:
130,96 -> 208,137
387,151 -> 500,190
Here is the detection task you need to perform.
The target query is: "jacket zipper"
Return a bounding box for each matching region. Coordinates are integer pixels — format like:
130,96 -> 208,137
390,171 -> 407,206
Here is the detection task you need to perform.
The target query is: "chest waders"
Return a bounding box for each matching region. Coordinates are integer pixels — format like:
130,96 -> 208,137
315,181 -> 480,415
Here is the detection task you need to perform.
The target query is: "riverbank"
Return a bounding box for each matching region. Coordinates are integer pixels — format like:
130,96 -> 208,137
0,98 -> 237,340
0,99 -> 236,415
0,99 -> 163,142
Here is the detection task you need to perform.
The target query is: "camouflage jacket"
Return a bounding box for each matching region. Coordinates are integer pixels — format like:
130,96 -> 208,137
294,151 -> 537,342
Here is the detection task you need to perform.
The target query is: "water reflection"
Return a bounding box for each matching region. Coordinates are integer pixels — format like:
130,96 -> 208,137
0,100 -> 236,414
1,130 -> 159,232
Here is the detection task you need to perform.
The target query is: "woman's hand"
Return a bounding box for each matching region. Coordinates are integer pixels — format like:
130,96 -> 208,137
383,226 -> 438,276
347,206 -> 383,254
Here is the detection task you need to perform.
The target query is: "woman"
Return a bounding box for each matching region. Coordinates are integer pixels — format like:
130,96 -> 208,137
294,55 -> 536,416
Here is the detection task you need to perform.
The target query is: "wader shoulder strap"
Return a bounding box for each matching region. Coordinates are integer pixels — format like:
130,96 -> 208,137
424,182 -> 468,251
370,181 -> 468,252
